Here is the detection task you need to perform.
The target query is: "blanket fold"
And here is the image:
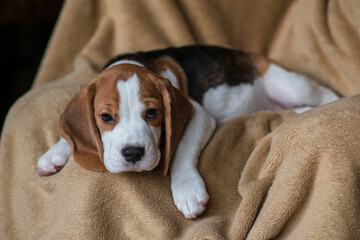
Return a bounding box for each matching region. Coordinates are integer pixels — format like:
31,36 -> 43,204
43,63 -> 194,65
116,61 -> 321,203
1,0 -> 360,239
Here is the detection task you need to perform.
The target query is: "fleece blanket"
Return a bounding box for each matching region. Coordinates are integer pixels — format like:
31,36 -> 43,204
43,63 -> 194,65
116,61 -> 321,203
1,0 -> 360,239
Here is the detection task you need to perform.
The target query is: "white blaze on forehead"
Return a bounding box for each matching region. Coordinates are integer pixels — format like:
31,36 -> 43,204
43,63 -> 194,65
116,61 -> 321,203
105,60 -> 145,70
117,74 -> 144,130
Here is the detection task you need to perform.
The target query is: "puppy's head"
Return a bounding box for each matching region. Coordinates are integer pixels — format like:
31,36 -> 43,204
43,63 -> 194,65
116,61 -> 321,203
59,63 -> 193,175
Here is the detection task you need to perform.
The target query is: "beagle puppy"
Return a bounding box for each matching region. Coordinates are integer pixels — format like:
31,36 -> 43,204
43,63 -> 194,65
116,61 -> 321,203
37,45 -> 338,219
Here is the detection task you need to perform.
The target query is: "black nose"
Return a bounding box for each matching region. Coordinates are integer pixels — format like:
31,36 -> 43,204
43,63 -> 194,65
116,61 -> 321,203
121,147 -> 145,163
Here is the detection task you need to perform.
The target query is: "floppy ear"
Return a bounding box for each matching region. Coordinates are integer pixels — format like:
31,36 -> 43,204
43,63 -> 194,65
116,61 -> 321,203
158,78 -> 193,176
59,83 -> 107,172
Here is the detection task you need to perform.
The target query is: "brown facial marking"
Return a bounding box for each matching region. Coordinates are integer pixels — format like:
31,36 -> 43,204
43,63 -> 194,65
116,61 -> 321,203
93,79 -> 119,135
138,74 -> 164,128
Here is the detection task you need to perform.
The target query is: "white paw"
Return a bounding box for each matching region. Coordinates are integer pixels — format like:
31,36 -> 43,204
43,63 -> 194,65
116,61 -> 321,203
37,138 -> 71,176
171,172 -> 209,219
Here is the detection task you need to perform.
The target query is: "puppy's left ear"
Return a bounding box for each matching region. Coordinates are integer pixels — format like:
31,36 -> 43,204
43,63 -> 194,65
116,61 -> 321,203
158,78 -> 193,176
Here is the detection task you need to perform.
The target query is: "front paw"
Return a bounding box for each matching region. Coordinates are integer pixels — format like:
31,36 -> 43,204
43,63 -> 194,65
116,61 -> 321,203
37,153 -> 66,176
171,173 -> 209,219
37,140 -> 70,176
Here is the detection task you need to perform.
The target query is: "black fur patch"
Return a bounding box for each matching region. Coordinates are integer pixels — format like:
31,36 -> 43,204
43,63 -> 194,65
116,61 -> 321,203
104,46 -> 258,103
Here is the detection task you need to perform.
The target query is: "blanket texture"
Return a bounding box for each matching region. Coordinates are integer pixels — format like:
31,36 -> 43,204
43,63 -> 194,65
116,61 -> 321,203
1,0 -> 360,239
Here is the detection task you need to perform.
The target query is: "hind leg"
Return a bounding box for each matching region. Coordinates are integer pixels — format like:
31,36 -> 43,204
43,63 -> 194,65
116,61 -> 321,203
263,64 -> 339,109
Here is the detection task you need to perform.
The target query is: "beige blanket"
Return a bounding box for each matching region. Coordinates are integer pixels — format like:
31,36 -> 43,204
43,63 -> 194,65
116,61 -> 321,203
1,0 -> 360,239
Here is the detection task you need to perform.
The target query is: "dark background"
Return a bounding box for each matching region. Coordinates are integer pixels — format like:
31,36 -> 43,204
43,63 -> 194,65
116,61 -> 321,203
0,0 -> 63,133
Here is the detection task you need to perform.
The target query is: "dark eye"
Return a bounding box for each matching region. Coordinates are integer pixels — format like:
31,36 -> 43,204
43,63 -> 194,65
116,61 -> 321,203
146,109 -> 158,119
101,114 -> 114,124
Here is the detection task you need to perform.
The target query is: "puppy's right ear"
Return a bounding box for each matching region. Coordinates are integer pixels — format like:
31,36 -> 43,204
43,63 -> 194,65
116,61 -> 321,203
59,83 -> 107,172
